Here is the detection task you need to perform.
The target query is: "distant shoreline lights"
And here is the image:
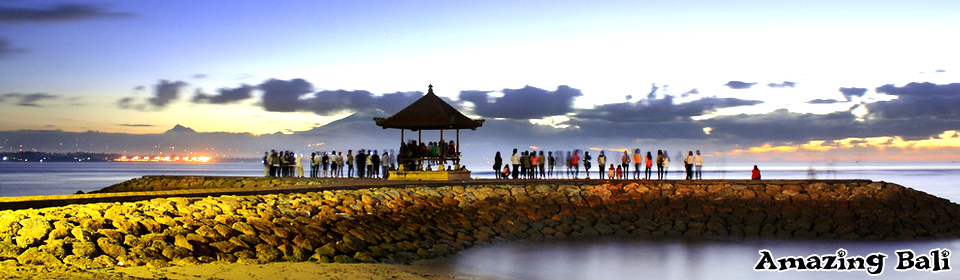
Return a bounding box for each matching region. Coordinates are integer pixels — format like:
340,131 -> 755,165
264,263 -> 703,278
115,156 -> 212,163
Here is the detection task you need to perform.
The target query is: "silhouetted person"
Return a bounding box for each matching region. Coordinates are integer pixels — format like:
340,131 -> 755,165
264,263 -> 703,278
493,151 -> 503,179
371,150 -> 381,178
538,151 -> 546,179
356,150 -> 366,178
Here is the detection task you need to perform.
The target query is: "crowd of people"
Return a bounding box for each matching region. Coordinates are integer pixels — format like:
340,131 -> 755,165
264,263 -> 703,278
397,140 -> 459,171
262,145 -> 722,181
492,148 -> 706,180
262,149 -> 396,179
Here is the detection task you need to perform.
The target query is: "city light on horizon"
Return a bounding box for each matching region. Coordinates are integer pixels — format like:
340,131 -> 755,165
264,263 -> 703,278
115,155 -> 212,163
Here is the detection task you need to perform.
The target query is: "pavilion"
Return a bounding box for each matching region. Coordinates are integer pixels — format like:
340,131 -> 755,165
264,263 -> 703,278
374,84 -> 484,180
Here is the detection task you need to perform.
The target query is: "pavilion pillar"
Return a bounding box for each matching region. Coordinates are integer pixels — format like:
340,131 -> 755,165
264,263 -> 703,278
399,129 -> 405,171
418,130 -> 422,170
439,129 -> 445,170
455,129 -> 461,169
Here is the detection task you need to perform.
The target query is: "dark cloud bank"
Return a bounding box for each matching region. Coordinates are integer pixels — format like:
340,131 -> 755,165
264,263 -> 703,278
0,3 -> 132,23
0,38 -> 27,58
0,93 -> 58,107
23,80 -> 960,163
0,3 -> 133,59
255,78 -> 423,115
724,81 -> 757,89
193,85 -> 255,105
459,86 -> 583,119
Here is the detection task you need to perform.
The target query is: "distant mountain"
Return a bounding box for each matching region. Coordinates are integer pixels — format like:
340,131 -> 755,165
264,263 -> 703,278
166,124 -> 197,133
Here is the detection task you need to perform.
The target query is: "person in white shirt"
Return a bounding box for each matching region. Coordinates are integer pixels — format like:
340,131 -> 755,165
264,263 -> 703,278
694,150 -> 704,179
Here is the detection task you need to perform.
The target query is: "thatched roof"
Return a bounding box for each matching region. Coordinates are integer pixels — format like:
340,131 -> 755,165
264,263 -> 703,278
374,85 -> 484,130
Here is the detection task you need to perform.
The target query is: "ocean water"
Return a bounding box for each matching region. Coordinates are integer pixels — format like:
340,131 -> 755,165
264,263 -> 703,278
431,162 -> 960,280
0,162 -> 264,197
1,161 -> 959,279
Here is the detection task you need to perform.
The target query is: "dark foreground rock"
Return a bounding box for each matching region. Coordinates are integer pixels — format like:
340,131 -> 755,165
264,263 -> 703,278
2,180 -> 959,268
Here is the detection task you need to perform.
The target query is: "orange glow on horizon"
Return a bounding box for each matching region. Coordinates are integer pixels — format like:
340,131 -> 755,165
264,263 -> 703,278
115,155 -> 212,163
726,130 -> 960,162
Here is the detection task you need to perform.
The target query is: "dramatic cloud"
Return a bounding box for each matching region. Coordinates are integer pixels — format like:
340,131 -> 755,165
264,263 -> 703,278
193,84 -> 255,104
297,90 -> 423,116
0,4 -> 132,23
704,109 -> 863,143
575,95 -> 763,123
117,97 -> 134,109
647,83 -> 659,99
0,38 -> 26,58
0,93 -> 58,107
681,88 -> 699,98
371,91 -> 424,114
117,124 -> 155,128
807,99 -> 839,104
724,81 -> 757,89
258,78 -> 313,112
148,80 -> 188,108
183,77 -> 421,116
839,87 -> 867,101
767,81 -> 796,88
868,82 -> 960,120
458,85 -> 583,119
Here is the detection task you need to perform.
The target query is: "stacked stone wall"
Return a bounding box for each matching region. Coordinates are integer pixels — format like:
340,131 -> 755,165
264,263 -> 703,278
3,180 -> 960,268
96,176 -> 331,193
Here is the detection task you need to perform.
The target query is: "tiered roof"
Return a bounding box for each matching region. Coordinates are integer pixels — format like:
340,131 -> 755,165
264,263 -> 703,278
374,85 -> 484,130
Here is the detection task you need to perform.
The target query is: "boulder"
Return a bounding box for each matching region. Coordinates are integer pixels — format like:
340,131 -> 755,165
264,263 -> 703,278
71,241 -> 99,258
17,217 -> 52,246
0,240 -> 24,259
17,247 -> 63,266
174,234 -> 194,251
96,238 -> 127,258
0,212 -> 24,235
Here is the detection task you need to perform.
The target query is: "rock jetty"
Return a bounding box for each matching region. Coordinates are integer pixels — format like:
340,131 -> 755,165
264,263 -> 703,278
3,179 -> 960,268
95,176 -> 332,193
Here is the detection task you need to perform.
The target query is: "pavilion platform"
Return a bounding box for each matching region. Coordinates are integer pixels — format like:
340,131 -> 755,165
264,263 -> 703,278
387,170 -> 472,181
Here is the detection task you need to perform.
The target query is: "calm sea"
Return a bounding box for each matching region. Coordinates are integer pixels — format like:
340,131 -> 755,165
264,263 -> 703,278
1,161 -> 959,279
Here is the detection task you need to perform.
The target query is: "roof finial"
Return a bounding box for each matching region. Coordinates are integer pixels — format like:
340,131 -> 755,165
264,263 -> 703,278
428,84 -> 434,95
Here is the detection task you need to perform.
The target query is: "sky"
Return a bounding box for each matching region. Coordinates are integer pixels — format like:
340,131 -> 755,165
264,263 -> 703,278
3,0 -> 960,165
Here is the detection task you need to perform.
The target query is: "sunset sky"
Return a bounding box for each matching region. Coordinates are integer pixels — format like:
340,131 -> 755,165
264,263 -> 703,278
3,1 -> 960,164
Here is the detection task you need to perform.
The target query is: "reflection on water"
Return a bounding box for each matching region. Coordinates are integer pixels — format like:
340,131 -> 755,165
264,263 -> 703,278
424,236 -> 960,280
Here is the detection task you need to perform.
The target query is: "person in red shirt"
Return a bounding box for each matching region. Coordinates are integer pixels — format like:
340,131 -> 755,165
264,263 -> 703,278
571,151 -> 580,179
644,152 -> 653,179
752,165 -> 761,180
